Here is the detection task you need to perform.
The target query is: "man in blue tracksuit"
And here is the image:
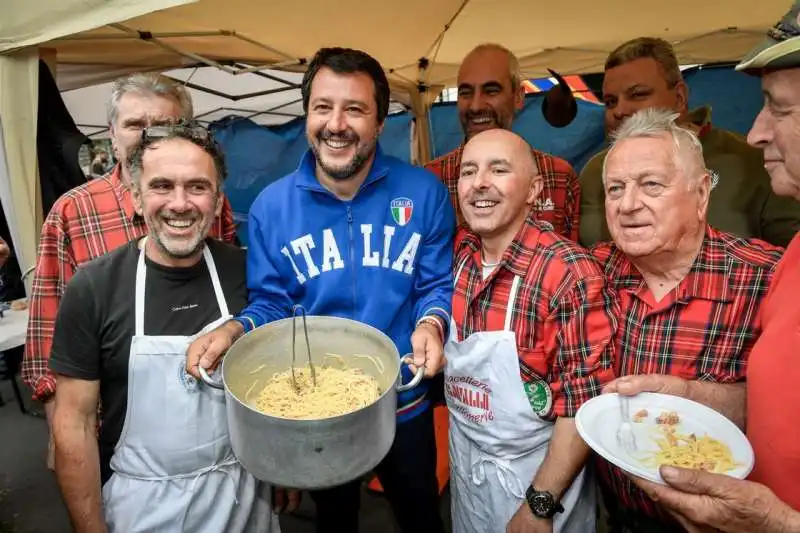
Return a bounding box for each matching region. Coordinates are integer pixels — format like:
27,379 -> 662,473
187,47 -> 453,533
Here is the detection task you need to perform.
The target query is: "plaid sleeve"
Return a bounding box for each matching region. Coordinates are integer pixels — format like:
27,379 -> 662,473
21,205 -> 77,402
547,266 -> 617,418
217,194 -> 238,244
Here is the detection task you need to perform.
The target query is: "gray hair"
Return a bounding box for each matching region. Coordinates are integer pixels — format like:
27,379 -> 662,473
602,108 -> 706,185
107,72 -> 193,126
467,43 -> 522,90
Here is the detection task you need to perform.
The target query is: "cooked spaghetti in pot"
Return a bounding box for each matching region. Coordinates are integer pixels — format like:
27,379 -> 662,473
248,354 -> 383,420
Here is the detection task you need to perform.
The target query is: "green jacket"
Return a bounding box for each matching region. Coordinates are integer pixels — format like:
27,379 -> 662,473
578,106 -> 800,248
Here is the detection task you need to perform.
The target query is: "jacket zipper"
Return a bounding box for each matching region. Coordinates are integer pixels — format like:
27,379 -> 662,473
346,205 -> 357,316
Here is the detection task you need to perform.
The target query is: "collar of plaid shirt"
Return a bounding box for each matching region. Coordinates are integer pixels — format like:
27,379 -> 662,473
456,215 -> 544,278
107,164 -> 139,223
603,225 -> 732,305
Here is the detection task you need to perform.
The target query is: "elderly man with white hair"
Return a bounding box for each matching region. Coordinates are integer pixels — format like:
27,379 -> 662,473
589,107 -> 784,533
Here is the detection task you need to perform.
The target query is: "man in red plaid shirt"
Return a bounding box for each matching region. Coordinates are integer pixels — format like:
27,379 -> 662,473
21,72 -> 237,468
424,44 -> 581,241
591,108 -> 783,533
444,128 -> 616,533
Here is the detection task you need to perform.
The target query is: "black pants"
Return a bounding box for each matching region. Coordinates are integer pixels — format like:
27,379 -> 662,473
309,406 -> 444,533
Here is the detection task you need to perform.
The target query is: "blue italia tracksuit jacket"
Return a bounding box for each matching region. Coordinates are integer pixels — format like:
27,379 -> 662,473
234,145 -> 455,422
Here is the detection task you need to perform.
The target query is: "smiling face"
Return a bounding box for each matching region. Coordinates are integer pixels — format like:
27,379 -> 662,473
305,67 -> 382,182
747,68 -> 800,200
457,129 -> 541,243
132,138 -> 222,266
604,134 -> 709,259
456,46 -> 524,140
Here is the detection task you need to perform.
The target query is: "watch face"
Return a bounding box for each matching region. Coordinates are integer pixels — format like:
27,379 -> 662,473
530,492 -> 554,516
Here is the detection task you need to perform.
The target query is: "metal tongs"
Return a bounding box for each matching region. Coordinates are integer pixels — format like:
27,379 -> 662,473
291,304 -> 317,393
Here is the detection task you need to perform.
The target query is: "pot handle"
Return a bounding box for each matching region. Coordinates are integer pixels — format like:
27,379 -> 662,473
396,353 -> 425,392
198,365 -> 225,390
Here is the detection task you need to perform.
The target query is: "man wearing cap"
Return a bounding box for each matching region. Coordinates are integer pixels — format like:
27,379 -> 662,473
425,43 -> 582,241
578,36 -> 800,249
607,4 -> 800,531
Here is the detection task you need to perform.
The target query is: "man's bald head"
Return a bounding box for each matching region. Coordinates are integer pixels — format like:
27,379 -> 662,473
463,129 -> 538,179
458,129 -> 543,243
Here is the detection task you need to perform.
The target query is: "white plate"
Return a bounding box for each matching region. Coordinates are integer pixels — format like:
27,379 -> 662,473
575,392 -> 754,484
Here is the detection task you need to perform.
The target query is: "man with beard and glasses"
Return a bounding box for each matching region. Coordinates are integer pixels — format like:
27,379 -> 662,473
425,43 -> 581,241
186,47 -> 454,533
21,72 -> 237,471
48,124 -> 285,533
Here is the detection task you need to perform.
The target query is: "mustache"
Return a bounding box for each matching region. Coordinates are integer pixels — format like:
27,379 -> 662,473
465,110 -> 499,122
158,209 -> 198,220
318,129 -> 359,142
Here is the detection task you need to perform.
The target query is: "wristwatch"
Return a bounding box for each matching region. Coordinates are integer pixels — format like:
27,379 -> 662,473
525,485 -> 564,519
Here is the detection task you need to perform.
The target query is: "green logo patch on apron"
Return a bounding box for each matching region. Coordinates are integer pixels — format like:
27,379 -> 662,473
523,380 -> 553,417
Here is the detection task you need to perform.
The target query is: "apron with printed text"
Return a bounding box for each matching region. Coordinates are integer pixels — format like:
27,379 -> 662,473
445,260 -> 595,533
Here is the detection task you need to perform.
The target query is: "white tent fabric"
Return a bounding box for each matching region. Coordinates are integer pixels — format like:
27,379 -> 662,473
27,0 -> 791,90
0,49 -> 40,283
0,0 -> 196,54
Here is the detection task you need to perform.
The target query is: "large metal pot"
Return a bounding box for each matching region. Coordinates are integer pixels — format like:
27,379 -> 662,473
198,308 -> 422,490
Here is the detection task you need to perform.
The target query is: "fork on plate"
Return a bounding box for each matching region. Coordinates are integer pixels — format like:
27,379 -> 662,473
616,395 -> 637,453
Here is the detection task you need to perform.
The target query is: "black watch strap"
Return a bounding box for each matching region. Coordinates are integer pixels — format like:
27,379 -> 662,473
525,485 -> 565,518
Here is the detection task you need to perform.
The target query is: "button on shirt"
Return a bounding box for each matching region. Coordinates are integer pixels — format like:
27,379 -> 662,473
426,146 -> 581,242
452,219 -> 616,419
21,165 -> 237,401
591,225 -> 783,520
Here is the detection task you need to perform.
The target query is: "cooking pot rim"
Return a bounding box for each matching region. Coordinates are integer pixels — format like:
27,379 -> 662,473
218,315 -> 403,423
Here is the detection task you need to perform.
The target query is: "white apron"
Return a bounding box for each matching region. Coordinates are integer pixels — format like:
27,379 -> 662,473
101,241 -> 280,533
445,260 -> 596,533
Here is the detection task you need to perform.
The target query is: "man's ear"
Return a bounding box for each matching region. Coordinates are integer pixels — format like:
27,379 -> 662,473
132,183 -> 144,216
526,175 -> 543,205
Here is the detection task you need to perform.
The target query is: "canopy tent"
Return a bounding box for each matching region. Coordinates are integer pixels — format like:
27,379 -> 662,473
61,65 -> 411,138
0,0 -> 790,282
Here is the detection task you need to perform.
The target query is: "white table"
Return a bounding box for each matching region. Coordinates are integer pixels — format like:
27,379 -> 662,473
0,308 -> 28,352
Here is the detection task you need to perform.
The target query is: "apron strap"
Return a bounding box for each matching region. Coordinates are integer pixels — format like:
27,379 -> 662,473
134,238 -> 230,337
202,245 -> 230,318
135,242 -> 147,337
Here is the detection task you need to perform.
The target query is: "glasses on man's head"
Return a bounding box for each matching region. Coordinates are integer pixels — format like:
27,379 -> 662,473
140,121 -> 212,144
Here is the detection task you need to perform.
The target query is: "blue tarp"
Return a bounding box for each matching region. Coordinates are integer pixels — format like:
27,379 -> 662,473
429,96 -> 607,173
211,66 -> 765,245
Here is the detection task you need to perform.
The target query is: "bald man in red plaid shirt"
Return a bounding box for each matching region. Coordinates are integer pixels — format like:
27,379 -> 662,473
443,128 -> 616,533
591,108 -> 783,533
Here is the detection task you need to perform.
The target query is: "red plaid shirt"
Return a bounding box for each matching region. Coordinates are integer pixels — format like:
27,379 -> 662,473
425,145 -> 581,242
452,219 -> 616,419
21,166 -> 238,401
591,226 -> 783,521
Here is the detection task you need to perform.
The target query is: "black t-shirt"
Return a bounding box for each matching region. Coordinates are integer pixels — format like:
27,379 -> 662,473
49,238 -> 247,484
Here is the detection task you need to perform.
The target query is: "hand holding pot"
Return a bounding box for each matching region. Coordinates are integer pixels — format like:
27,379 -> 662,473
407,319 -> 445,378
186,319 -> 243,379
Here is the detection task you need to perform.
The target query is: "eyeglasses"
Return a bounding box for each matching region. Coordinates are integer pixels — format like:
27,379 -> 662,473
140,121 -> 212,144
